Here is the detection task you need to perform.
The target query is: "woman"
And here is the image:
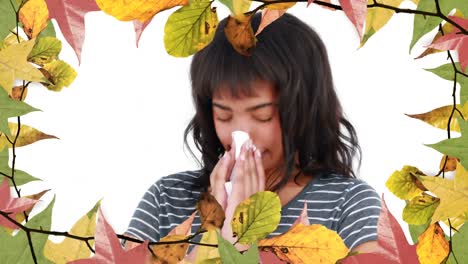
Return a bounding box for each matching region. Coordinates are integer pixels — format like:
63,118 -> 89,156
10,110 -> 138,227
124,12 -> 381,256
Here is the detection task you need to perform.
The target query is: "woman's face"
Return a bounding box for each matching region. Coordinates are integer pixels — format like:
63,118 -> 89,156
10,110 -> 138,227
212,80 -> 283,172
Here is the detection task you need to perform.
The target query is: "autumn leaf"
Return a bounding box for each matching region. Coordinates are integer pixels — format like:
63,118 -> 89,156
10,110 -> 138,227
361,0 -> 403,47
133,19 -> 153,48
439,155 -> 460,172
402,193 -> 440,225
255,9 -> 286,36
18,0 -> 49,39
218,0 -> 252,17
44,200 -> 101,264
0,197 -> 55,264
0,0 -> 18,40
0,148 -> 39,186
41,59 -> 77,91
0,177 -> 37,229
416,222 -> 449,264
425,62 -> 468,105
231,191 -> 281,244
265,0 -> 295,11
408,221 -> 430,244
0,88 -> 39,140
96,0 -> 189,22
28,37 -> 62,66
196,192 -> 225,231
406,103 -> 468,133
10,85 -> 28,101
342,195 -> 419,264
385,165 -> 426,200
164,0 -> 218,57
224,14 -> 256,56
38,20 -> 57,39
192,230 -> 221,264
339,0 -> 367,40
446,221 -> 468,264
0,122 -> 58,150
259,223 -> 349,263
217,233 -> 259,264
426,118 -> 468,169
69,208 -> 148,264
169,212 -> 195,236
151,234 -> 189,264
428,16 -> 468,73
0,39 -> 47,92
418,163 -> 468,223
45,0 -> 100,64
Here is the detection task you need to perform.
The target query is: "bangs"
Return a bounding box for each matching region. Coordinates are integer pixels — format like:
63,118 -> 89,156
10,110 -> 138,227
190,14 -> 290,101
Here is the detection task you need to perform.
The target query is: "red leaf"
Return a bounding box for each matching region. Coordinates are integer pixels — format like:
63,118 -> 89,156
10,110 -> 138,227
255,9 -> 286,36
339,0 -> 367,40
307,0 -> 314,8
429,16 -> 468,73
168,211 -> 195,236
69,208 -> 148,264
45,0 -> 100,64
341,194 -> 419,264
259,251 -> 288,264
133,18 -> 153,48
0,177 -> 37,229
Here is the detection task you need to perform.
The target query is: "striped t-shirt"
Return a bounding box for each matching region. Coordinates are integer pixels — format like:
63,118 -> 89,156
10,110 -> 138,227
125,170 -> 381,250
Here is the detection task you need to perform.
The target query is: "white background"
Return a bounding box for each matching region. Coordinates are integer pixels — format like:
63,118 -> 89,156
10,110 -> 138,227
13,0 -> 460,242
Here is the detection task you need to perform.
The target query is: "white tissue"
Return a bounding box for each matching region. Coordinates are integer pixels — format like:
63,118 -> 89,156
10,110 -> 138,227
225,130 -> 250,195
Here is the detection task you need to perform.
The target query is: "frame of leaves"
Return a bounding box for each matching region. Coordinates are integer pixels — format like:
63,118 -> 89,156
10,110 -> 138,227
1,0 -> 467,263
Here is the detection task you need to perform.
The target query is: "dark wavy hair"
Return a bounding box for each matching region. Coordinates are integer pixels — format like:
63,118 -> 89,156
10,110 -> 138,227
183,12 -> 362,192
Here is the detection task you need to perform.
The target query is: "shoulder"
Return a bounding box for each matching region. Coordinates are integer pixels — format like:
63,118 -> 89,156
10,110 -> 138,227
150,169 -> 205,197
313,174 -> 380,199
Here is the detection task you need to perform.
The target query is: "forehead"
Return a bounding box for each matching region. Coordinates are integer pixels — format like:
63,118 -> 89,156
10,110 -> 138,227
212,80 -> 277,101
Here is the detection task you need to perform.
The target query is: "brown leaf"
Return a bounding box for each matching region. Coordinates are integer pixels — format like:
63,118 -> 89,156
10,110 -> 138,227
255,9 -> 286,36
10,85 -> 28,101
152,234 -> 189,264
196,192 -> 225,231
224,14 -> 256,56
439,155 -> 459,172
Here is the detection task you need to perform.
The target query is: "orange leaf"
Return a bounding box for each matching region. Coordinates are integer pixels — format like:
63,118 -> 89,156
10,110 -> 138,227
19,0 -> 49,39
224,14 -> 256,56
416,223 -> 449,264
196,192 -> 225,231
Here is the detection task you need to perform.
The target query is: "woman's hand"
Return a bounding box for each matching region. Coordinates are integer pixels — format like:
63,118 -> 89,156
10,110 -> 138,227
209,142 -> 236,210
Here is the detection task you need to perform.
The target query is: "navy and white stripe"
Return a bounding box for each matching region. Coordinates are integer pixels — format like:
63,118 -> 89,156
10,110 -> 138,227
125,170 -> 381,250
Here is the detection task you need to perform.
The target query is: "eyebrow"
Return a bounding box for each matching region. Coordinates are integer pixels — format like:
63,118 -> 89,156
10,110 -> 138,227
212,102 -> 275,112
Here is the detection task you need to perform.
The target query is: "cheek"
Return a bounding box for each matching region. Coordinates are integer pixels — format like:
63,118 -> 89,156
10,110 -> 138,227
214,121 -> 232,150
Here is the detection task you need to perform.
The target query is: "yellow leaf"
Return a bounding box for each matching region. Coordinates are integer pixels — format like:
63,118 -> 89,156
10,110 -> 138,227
196,192 -> 225,231
442,212 -> 468,231
406,103 -> 468,133
439,155 -> 459,172
231,191 -> 281,244
419,170 -> 468,223
194,230 -> 221,263
96,0 -> 189,22
44,200 -> 101,263
416,223 -> 449,264
18,0 -> 49,39
265,1 -> 295,10
403,193 -> 440,225
224,14 -> 256,56
361,0 -> 403,47
41,60 -> 77,91
385,165 -> 426,200
455,162 -> 468,193
258,223 -> 349,263
152,234 -> 189,264
0,40 -> 46,92
0,123 -> 58,149
0,33 -> 26,51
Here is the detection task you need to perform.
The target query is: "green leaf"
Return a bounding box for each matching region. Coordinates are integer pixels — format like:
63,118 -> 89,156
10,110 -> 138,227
217,232 -> 260,264
0,87 -> 39,139
426,118 -> 468,169
0,197 -> 55,264
402,193 -> 440,224
217,0 -> 251,16
28,37 -> 62,66
0,148 -> 39,186
231,191 -> 281,244
385,165 -> 426,200
408,222 -> 430,244
409,0 -> 467,52
446,222 -> 468,264
164,0 -> 218,57
425,63 -> 468,105
41,60 -> 77,91
0,0 -> 18,40
37,20 -> 56,39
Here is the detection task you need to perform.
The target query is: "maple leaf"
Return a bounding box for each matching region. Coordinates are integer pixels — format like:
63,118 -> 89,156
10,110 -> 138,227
0,177 -> 37,229
428,16 -> 468,73
255,9 -> 286,36
0,40 -> 46,92
339,0 -> 367,41
45,0 -> 100,64
361,0 -> 403,47
341,195 -> 419,264
69,208 -> 148,264
217,233 -> 260,264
